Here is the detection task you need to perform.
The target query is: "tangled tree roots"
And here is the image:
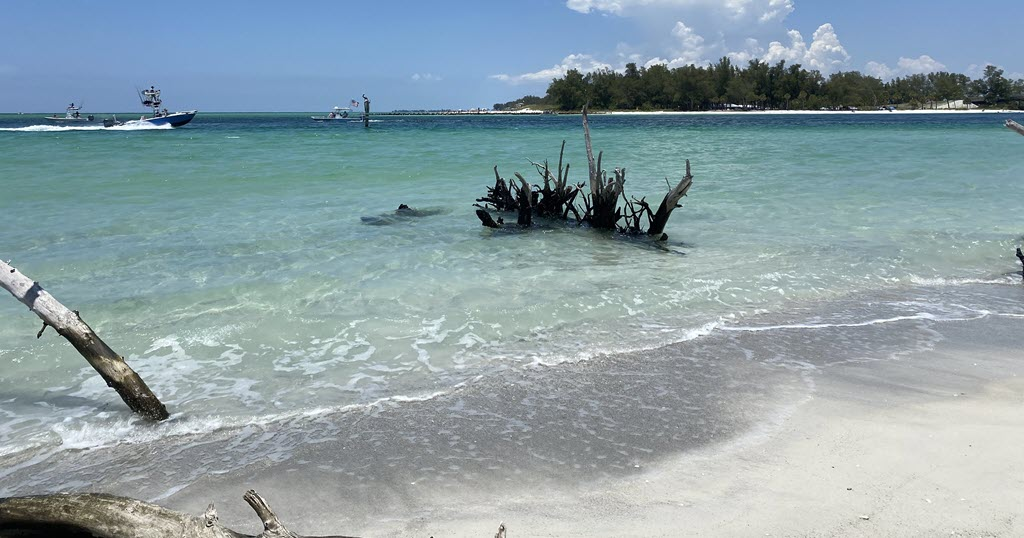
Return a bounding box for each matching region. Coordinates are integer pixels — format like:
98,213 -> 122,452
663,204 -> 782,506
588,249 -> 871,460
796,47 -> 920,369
475,106 -> 694,240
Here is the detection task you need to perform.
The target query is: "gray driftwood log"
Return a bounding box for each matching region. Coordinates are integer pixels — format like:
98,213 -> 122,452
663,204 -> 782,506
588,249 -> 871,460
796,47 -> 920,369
0,259 -> 168,420
1006,119 -> 1024,136
0,490 -> 357,538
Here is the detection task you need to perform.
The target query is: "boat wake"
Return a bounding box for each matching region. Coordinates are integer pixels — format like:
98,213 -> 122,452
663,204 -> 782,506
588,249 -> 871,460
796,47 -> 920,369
0,123 -> 173,132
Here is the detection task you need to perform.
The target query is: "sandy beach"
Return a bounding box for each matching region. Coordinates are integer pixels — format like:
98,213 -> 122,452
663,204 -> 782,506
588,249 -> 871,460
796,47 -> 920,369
140,285 -> 1023,538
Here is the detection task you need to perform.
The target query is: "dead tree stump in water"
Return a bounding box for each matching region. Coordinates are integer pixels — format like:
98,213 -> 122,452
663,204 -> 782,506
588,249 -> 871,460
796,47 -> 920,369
0,490 -> 359,538
0,259 -> 168,421
474,106 -> 695,240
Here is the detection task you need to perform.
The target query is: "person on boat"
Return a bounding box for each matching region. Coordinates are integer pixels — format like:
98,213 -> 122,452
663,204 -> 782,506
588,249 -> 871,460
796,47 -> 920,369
328,112 -> 336,119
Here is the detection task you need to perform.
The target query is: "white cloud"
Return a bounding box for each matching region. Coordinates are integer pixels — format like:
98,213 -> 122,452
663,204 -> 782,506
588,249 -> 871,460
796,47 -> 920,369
755,24 -> 848,73
804,23 -> 849,72
498,4 -> 853,86
762,29 -> 806,64
865,61 -> 895,80
411,73 -> 442,82
897,55 -> 945,74
666,21 -> 707,66
566,0 -> 793,22
864,55 -> 947,81
491,54 -> 613,84
727,38 -> 764,64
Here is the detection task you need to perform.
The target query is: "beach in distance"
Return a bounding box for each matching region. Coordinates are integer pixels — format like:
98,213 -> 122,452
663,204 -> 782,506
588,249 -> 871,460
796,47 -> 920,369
1,111 -> 1023,536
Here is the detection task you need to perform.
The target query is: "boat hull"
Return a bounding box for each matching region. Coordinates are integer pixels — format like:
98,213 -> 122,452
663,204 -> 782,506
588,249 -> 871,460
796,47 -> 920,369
43,116 -> 95,122
141,110 -> 197,127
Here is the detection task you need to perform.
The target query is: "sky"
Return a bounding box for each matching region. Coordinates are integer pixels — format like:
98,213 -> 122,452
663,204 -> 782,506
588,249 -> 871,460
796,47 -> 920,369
1,0 -> 1022,112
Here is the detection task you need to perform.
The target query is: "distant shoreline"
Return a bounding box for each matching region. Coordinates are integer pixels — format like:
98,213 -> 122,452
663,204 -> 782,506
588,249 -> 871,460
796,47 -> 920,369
2,109 -> 1019,117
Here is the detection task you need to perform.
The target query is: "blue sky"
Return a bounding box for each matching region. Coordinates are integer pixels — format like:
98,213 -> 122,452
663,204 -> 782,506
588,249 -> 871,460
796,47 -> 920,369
1,0 -> 1021,112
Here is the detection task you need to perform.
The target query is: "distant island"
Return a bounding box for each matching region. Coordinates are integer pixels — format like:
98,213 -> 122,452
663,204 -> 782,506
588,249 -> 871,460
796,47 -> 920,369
495,58 -> 1024,112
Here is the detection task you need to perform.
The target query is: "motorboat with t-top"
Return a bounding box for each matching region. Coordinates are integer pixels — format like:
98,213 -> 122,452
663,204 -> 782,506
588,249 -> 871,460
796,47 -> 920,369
43,103 -> 95,123
311,106 -> 352,121
133,86 -> 197,127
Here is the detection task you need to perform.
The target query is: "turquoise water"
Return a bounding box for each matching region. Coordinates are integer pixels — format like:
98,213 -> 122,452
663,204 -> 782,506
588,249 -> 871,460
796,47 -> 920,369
1,112 -> 1024,499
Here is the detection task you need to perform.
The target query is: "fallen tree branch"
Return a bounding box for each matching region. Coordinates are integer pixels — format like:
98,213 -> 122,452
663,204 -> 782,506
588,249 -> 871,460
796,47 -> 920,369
0,259 -> 168,421
0,490 -> 358,538
647,160 -> 694,239
1006,119 -> 1024,136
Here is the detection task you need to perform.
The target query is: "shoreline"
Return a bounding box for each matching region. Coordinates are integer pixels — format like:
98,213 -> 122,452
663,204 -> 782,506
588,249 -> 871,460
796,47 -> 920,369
352,310 -> 1024,537
141,284 -> 1023,538
0,285 -> 1021,536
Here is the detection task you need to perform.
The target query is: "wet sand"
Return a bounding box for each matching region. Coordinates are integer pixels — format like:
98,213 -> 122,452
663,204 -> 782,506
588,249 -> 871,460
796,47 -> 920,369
153,287 -> 1023,537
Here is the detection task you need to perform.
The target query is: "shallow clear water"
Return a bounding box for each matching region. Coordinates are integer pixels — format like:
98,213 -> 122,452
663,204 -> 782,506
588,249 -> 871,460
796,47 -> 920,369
1,112 -> 1023,497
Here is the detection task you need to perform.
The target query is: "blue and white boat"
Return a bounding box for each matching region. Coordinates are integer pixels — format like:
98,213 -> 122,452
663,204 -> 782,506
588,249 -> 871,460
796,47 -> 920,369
134,86 -> 197,127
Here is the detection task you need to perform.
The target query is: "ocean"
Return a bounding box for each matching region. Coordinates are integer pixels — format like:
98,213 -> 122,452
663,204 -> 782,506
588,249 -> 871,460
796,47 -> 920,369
1,112 -> 1023,525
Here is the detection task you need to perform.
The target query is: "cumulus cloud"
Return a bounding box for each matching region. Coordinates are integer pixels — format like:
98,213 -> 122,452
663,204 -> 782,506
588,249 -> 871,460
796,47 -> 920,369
493,3 -> 853,86
491,54 -> 613,84
754,24 -> 849,72
864,55 -> 947,81
411,73 -> 442,81
864,61 -> 896,80
666,21 -> 707,66
566,0 -> 793,22
896,55 -> 945,73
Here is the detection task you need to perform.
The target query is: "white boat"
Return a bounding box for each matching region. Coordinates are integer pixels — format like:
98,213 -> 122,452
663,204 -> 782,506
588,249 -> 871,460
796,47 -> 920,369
311,106 -> 351,121
133,86 -> 197,127
43,103 -> 95,123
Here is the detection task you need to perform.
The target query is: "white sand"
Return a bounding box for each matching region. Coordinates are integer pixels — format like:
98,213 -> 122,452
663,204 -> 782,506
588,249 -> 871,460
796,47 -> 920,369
160,315 -> 1024,538
377,318 -> 1024,537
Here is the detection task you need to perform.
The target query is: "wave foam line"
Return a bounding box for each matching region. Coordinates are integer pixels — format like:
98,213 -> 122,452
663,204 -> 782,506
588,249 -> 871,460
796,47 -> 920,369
0,122 -> 173,132
722,311 -> 988,333
42,383 -> 471,455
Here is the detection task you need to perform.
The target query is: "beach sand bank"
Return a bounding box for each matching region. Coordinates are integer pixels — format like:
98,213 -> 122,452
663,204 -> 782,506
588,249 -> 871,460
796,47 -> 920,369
145,284 -> 1022,537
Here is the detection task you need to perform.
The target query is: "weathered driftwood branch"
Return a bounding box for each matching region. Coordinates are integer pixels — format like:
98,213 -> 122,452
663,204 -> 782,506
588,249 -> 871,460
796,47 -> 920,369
0,490 -> 358,538
648,160 -> 694,239
1006,119 -> 1024,136
513,173 -> 533,227
0,259 -> 168,421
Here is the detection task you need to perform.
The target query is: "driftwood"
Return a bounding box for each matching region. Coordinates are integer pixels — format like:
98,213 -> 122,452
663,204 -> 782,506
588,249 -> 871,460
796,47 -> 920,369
0,259 -> 168,421
647,160 -> 694,239
1006,119 -> 1024,136
0,490 -> 356,538
475,106 -> 695,240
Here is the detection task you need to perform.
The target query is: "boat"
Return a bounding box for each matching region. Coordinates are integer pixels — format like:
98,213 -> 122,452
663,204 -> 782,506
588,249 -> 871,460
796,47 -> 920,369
133,86 -> 197,127
43,103 -> 95,123
311,106 -> 351,121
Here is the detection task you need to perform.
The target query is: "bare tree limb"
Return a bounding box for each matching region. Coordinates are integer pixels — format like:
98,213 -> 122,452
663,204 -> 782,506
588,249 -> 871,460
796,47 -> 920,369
0,259 -> 168,421
0,490 -> 359,538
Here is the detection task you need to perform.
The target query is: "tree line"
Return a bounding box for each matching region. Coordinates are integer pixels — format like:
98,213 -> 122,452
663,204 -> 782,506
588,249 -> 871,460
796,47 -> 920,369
496,58 -> 1024,112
